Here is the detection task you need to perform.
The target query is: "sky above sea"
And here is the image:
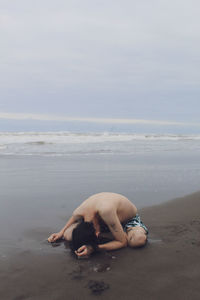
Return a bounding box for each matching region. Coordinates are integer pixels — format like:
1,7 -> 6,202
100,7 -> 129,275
0,0 -> 200,133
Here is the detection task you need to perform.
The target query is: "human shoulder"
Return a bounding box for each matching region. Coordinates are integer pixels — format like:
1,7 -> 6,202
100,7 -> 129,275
72,204 -> 84,218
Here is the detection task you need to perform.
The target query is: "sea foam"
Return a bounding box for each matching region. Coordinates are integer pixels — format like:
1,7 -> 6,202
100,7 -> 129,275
0,132 -> 200,156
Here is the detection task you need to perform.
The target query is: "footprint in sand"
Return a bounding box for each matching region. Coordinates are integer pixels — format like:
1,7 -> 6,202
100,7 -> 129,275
87,280 -> 109,295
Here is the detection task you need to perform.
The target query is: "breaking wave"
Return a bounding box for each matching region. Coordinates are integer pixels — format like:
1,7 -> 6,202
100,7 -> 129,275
0,131 -> 200,156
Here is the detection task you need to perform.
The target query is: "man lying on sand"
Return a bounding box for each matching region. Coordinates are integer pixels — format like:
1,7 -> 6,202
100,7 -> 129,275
48,192 -> 148,257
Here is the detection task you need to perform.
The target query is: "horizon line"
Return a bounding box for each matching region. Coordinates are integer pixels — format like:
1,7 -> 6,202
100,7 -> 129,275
0,112 -> 199,127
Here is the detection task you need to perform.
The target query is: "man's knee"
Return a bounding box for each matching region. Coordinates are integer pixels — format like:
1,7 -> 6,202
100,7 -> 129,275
63,222 -> 79,241
127,232 -> 147,248
63,229 -> 72,241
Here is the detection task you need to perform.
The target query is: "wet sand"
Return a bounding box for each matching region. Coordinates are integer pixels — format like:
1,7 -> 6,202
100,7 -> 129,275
1,191 -> 200,300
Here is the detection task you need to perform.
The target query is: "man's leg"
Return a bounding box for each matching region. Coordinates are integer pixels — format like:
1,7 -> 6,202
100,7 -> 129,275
126,227 -> 147,248
63,222 -> 78,241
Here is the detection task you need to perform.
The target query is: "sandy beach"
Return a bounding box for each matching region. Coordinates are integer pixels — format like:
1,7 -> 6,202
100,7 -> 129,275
1,190 -> 200,300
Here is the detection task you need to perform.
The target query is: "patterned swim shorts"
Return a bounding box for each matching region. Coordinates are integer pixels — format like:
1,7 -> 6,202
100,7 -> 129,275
123,214 -> 149,234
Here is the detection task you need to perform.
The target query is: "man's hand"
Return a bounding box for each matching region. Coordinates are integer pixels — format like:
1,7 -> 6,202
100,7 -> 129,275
96,231 -> 100,238
48,232 -> 63,243
75,245 -> 94,258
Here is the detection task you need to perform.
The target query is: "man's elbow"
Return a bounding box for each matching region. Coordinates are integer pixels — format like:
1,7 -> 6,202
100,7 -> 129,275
121,238 -> 128,248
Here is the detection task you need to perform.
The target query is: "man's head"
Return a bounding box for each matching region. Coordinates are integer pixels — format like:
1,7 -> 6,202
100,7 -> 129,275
70,221 -> 98,253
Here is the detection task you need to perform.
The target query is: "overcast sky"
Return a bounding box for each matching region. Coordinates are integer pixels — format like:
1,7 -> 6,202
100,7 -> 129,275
0,0 -> 200,131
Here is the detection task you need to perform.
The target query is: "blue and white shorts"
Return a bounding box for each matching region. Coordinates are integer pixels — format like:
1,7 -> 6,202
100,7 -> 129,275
123,214 -> 149,234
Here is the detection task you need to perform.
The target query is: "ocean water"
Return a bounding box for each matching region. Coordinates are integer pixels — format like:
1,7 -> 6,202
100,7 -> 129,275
1,131 -> 200,156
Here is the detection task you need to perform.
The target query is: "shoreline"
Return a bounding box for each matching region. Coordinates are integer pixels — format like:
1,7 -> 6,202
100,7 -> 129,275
1,191 -> 200,299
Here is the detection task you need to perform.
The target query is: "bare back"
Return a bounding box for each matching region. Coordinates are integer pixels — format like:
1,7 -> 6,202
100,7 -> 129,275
73,192 -> 137,223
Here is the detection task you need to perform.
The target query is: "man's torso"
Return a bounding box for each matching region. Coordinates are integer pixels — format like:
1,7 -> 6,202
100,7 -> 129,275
73,192 -> 137,225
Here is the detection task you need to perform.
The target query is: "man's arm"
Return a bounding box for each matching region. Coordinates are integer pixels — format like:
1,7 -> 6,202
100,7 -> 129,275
48,214 -> 81,242
98,210 -> 127,251
75,210 -> 127,257
59,215 -> 79,235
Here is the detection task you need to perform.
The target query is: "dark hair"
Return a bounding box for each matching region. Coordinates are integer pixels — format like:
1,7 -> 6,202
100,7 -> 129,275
70,221 -> 98,253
